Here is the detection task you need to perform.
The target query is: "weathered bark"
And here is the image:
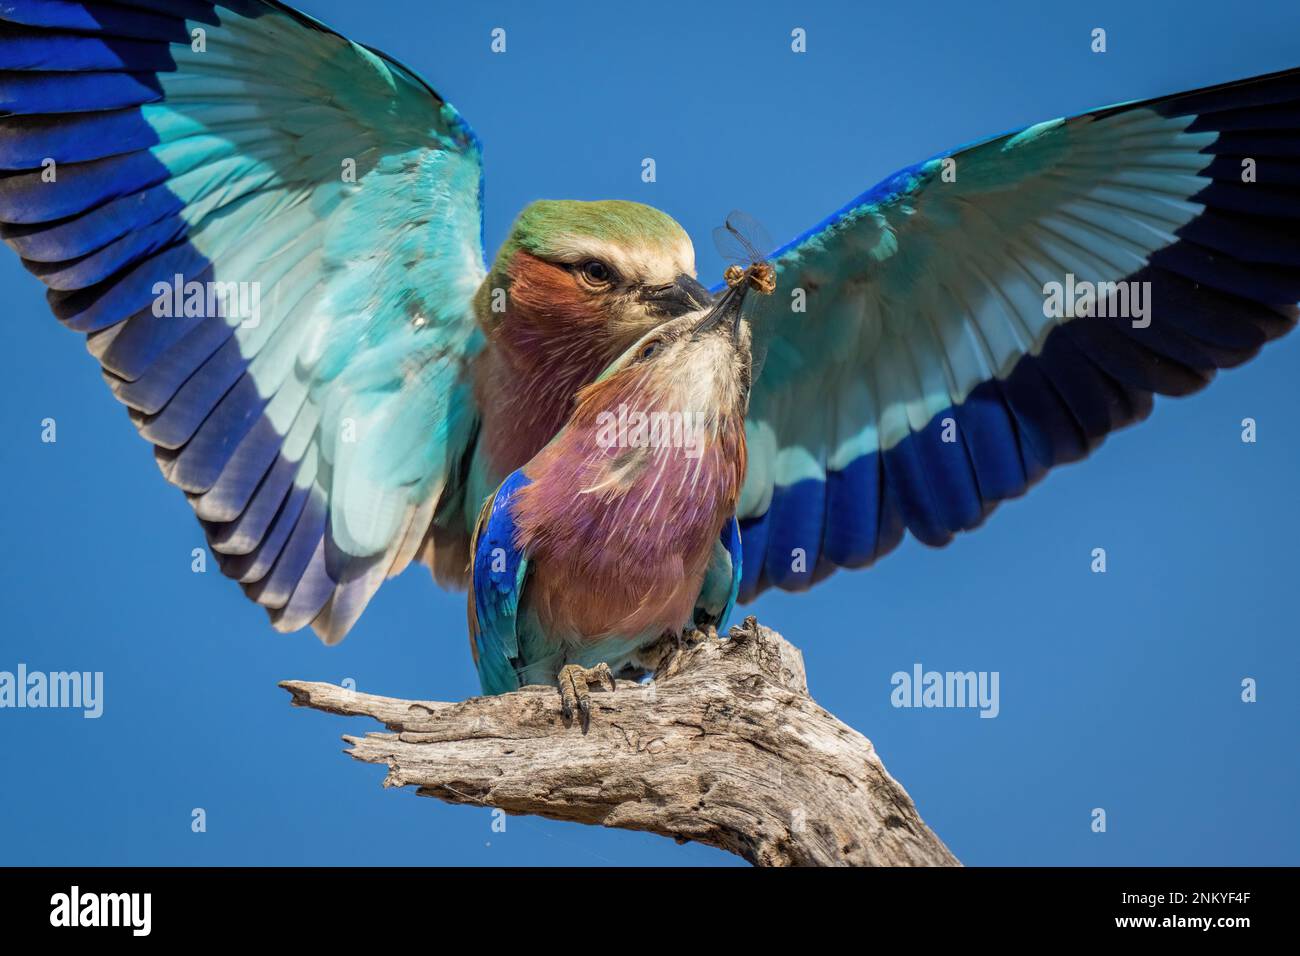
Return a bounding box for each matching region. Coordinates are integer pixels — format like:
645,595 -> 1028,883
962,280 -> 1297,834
281,617 -> 958,867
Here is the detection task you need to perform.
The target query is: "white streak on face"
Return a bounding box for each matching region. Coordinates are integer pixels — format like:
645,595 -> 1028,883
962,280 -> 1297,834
544,234 -> 696,286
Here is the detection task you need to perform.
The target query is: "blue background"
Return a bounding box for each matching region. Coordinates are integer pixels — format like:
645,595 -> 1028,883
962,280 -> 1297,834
1,0 -> 1297,866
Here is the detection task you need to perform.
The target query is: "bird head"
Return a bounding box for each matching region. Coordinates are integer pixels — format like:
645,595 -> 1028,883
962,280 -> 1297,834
478,199 -> 712,361
571,281 -> 755,449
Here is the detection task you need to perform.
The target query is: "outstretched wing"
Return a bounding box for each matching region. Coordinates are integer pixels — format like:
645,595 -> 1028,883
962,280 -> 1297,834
468,470 -> 531,696
735,67 -> 1300,602
0,0 -> 487,641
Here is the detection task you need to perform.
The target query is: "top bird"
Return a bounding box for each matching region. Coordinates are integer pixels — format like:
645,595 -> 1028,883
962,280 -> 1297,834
1,2 -> 1297,659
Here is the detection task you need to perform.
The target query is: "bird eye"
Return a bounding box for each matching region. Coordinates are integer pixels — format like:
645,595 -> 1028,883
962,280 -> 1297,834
639,340 -> 660,361
580,259 -> 613,285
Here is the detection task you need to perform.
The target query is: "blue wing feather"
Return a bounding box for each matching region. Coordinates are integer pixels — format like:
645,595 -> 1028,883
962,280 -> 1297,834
469,470 -> 531,696
0,0 -> 488,642
694,516 -> 743,631
736,66 -> 1300,603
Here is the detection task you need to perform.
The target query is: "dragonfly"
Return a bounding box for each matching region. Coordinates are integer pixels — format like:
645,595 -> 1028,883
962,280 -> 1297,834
713,209 -> 777,296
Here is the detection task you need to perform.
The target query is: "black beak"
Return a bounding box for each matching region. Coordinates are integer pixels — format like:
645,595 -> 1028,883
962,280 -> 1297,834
640,273 -> 712,319
692,281 -> 747,340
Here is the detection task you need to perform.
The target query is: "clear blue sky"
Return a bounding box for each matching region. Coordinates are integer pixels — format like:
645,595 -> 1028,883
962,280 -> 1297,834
1,0 -> 1297,866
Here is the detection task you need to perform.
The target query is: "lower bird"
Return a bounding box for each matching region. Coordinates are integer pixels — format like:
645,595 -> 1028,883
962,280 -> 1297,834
469,283 -> 754,720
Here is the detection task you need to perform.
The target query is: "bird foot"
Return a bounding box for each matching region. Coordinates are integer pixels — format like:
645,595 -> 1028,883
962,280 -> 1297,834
557,662 -> 616,728
682,624 -> 720,646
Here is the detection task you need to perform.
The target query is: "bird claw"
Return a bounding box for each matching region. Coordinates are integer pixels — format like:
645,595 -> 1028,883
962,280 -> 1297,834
557,663 -> 615,729
682,624 -> 720,646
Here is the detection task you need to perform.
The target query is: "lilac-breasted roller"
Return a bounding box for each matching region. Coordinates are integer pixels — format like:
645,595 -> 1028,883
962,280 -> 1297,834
2,3 -> 1298,700
470,283 -> 754,716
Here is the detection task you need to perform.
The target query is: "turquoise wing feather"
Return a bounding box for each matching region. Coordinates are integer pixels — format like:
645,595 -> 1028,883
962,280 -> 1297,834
0,1 -> 487,641
733,68 -> 1300,601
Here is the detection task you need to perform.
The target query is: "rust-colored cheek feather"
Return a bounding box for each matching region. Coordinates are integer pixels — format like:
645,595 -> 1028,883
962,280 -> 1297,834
505,252 -> 600,331
473,251 -> 629,482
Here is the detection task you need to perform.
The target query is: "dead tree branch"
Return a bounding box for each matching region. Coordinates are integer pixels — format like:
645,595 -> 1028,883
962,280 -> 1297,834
281,617 -> 958,867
